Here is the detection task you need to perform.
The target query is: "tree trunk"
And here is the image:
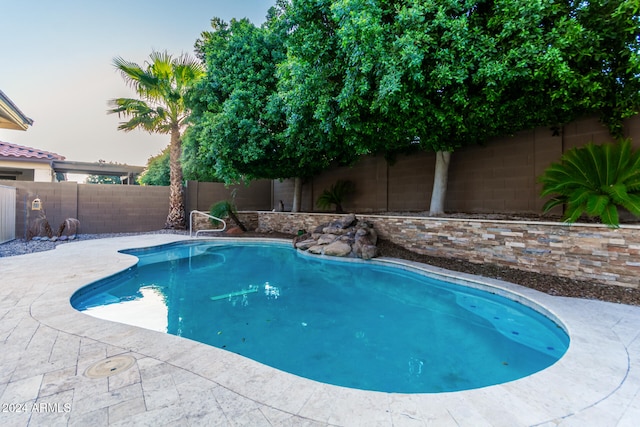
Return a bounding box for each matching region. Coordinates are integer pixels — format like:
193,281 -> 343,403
165,126 -> 186,229
227,209 -> 247,231
429,151 -> 451,216
292,177 -> 302,212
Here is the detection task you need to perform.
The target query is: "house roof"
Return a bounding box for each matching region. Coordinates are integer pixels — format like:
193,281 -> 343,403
0,141 -> 65,161
0,90 -> 34,131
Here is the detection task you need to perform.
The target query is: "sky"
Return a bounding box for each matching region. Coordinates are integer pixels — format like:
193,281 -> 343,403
0,0 -> 274,169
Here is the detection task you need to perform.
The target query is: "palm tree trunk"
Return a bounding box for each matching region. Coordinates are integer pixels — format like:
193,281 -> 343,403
165,126 -> 186,229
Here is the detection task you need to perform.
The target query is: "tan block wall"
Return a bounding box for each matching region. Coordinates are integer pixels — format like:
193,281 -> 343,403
4,179 -> 273,236
272,178 -> 315,212
312,156 -> 388,212
10,182 -> 171,235
274,114 -> 640,215
7,181 -> 80,238
5,182 -> 169,234
256,212 -> 640,289
388,153 -> 435,211
76,184 -> 169,233
185,180 -> 272,212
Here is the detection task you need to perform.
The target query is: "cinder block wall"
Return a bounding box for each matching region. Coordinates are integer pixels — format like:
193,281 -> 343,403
256,212 -> 640,289
185,180 -> 272,212
4,182 -> 170,235
76,184 -> 169,233
274,114 -> 640,215
4,180 -> 273,236
9,181 -> 79,239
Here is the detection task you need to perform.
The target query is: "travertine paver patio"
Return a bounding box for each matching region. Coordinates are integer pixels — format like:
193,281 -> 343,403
1,234 -> 639,426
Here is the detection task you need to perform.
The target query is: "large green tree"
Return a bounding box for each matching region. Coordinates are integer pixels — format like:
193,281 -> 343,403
139,148 -> 170,186
285,0 -> 640,214
557,0 -> 640,137
185,4 -> 358,211
109,51 -> 204,228
184,17 -> 289,183
276,0 -> 365,210
185,14 -> 301,207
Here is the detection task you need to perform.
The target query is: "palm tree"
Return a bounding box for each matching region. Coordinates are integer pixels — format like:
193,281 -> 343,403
108,51 -> 204,229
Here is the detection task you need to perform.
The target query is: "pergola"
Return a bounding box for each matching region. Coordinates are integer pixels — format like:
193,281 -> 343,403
52,161 -> 145,185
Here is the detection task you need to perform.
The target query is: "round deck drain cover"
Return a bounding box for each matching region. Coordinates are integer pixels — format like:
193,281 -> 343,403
84,355 -> 136,378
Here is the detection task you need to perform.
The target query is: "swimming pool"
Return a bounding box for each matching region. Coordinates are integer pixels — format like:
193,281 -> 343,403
71,240 -> 569,393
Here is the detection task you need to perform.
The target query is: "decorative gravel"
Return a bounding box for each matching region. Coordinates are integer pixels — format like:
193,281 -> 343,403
0,230 -> 188,258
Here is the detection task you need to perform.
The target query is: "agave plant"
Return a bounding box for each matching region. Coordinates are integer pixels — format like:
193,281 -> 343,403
316,180 -> 355,213
539,139 -> 640,227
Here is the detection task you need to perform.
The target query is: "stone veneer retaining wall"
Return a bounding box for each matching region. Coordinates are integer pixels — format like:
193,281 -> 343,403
192,212 -> 259,233
255,212 -> 640,289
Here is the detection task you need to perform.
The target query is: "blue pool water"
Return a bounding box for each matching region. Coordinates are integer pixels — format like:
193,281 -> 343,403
71,241 -> 569,393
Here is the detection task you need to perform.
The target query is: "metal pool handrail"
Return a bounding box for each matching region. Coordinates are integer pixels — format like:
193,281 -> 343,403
189,210 -> 227,237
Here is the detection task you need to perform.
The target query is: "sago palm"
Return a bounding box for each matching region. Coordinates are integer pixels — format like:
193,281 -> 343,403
539,139 -> 640,227
316,180 -> 355,213
108,51 -> 204,229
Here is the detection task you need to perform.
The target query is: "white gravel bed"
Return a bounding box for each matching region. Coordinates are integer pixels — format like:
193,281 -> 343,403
0,230 -> 188,258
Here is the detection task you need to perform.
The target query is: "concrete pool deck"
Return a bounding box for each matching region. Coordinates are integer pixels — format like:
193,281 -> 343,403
1,234 -> 639,426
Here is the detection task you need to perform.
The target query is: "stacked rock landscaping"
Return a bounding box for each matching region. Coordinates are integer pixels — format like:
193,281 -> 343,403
292,213 -> 378,259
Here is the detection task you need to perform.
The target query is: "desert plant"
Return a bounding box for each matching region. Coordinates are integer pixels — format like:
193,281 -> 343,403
209,198 -> 247,231
316,180 -> 355,213
109,51 -> 204,229
539,139 -> 640,227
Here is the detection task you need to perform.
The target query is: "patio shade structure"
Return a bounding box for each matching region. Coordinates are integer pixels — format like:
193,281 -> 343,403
52,160 -> 145,185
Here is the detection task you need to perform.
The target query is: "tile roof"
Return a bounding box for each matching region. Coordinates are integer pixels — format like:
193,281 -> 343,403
0,141 -> 65,161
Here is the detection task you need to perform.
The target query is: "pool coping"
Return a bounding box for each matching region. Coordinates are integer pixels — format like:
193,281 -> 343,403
2,234 -> 639,425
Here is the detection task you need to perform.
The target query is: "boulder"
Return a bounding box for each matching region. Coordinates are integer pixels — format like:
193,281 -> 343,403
354,237 -> 378,259
323,240 -> 352,257
360,244 -> 378,260
295,239 -> 317,250
27,216 -> 53,241
317,234 -> 338,245
322,226 -> 347,235
330,213 -> 357,229
58,218 -> 80,239
307,245 -> 325,255
294,214 -> 379,260
293,232 -> 312,248
368,228 -> 378,245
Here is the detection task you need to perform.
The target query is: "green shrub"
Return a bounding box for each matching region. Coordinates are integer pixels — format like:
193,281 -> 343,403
316,180 -> 355,213
209,195 -> 246,231
539,139 -> 640,227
